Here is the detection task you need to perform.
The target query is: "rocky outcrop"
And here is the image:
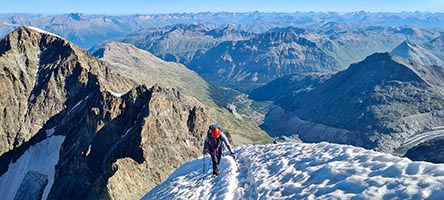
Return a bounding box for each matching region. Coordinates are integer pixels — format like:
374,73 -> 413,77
46,85 -> 210,199
0,26 -> 212,199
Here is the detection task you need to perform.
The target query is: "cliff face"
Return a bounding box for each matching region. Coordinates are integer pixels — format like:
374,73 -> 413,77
0,26 -> 211,199
0,26 -> 133,157
47,85 -> 210,200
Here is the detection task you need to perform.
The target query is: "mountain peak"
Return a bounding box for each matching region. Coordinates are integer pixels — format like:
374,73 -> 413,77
93,41 -> 160,62
391,40 -> 417,56
391,40 -> 444,66
274,52 -> 444,134
67,12 -> 86,21
5,26 -> 64,46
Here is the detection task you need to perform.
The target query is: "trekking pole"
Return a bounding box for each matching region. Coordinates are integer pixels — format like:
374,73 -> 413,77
232,153 -> 240,171
202,152 -> 205,185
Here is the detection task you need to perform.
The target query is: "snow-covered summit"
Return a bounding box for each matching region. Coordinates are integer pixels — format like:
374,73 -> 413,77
143,142 -> 444,200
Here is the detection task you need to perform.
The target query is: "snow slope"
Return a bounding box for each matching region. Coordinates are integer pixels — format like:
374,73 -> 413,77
143,142 -> 444,200
0,135 -> 65,200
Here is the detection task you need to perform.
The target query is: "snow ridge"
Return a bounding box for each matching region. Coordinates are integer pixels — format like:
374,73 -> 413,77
27,26 -> 62,38
143,142 -> 444,200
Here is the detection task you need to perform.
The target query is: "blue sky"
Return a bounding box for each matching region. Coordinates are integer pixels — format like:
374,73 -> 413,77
2,0 -> 443,14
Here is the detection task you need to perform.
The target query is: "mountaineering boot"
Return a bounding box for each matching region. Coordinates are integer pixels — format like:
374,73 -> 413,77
212,169 -> 220,178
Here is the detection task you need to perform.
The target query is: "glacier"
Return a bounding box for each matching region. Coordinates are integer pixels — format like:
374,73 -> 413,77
0,135 -> 65,200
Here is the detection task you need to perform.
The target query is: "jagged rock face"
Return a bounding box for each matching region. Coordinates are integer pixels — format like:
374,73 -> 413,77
0,27 -> 211,199
47,85 -> 210,200
0,26 -> 133,157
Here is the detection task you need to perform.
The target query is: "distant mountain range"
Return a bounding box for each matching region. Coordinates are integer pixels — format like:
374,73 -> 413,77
0,13 -> 442,93
1,12 -> 443,49
117,24 -> 252,65
189,31 -> 341,89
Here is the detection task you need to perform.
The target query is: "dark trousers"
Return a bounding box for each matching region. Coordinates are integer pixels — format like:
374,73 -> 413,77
210,148 -> 222,173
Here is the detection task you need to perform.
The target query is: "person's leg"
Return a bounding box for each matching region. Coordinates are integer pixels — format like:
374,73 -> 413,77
210,151 -> 219,174
214,149 -> 222,175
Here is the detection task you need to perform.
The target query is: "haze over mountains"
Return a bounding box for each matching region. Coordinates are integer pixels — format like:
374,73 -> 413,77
1,12 -> 444,49
116,24 -> 441,91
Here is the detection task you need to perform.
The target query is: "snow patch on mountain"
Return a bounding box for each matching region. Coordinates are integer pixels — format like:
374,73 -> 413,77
0,135 -> 65,200
143,142 -> 444,200
27,26 -> 62,38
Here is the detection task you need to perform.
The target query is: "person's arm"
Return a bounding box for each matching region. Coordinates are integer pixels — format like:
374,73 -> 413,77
220,132 -> 234,155
203,134 -> 209,153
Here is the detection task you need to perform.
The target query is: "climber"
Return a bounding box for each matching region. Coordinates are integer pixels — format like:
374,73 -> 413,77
203,124 -> 235,177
